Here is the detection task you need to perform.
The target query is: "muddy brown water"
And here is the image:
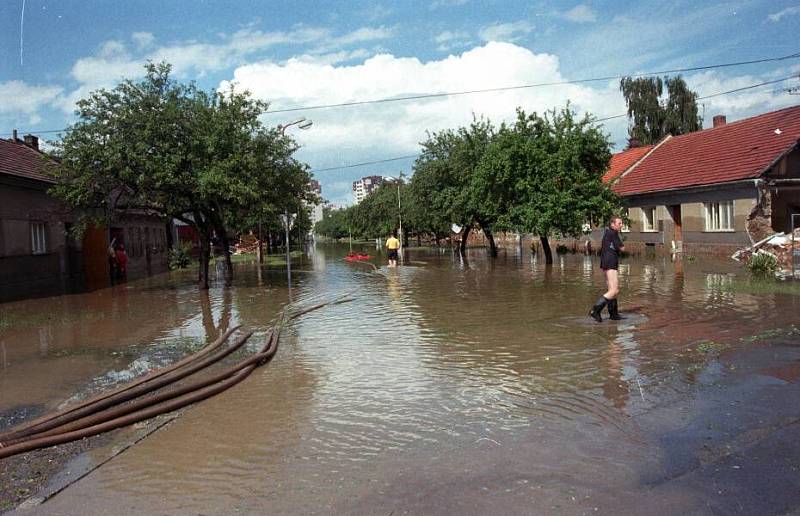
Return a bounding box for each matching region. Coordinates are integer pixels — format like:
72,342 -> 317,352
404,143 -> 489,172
2,245 -> 800,514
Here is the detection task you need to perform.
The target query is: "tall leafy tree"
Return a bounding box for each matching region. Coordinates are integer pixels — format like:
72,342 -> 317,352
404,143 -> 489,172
52,62 -> 311,288
473,106 -> 617,263
620,75 -> 702,145
412,117 -> 499,255
351,180 -> 408,239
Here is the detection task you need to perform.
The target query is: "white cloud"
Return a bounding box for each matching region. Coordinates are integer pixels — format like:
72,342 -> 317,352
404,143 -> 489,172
132,32 -> 156,50
768,6 -> 800,21
433,30 -> 472,51
59,25 -> 395,115
0,81 -> 64,122
561,5 -> 597,23
685,71 -> 799,125
479,21 -> 534,43
223,42 -> 626,176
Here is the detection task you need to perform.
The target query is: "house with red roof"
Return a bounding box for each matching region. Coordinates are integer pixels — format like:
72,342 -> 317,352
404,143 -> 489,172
608,105 -> 800,255
0,133 -> 169,302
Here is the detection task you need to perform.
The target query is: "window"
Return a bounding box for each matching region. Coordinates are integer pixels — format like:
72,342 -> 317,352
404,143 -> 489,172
31,222 -> 47,254
621,208 -> 630,232
704,201 -> 734,231
642,207 -> 657,232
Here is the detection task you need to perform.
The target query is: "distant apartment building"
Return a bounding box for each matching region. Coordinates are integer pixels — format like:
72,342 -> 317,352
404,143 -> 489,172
308,179 -> 324,229
352,175 -> 383,204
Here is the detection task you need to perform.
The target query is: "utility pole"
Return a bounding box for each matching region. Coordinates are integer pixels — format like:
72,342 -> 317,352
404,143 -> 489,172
285,207 -> 291,299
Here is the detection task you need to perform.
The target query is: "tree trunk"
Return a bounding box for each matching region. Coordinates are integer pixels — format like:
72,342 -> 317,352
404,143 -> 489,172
540,235 -> 553,264
483,226 -> 498,257
198,232 -> 210,290
459,226 -> 471,255
417,233 -> 422,247
221,232 -> 233,286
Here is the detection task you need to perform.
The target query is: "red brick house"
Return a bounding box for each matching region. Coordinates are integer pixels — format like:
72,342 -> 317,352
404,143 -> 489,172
0,133 -> 169,302
608,105 -> 800,255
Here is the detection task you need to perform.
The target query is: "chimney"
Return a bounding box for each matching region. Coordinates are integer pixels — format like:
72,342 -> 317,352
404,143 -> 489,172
12,129 -> 18,142
23,134 -> 39,150
627,138 -> 642,149
713,115 -> 727,128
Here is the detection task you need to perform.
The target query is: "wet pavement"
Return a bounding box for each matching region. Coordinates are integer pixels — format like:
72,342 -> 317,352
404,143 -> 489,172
2,245 -> 800,514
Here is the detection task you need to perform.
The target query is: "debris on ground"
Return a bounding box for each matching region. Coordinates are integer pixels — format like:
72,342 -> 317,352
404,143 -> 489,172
732,229 -> 800,277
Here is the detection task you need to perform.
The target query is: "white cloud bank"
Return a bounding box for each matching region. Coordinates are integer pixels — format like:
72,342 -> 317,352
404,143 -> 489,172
223,42 -> 626,164
0,81 -> 63,125
58,25 -> 394,115
221,40 -> 798,203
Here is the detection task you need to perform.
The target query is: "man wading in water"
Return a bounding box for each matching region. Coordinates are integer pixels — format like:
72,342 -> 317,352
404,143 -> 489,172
386,231 -> 400,268
589,216 -> 625,322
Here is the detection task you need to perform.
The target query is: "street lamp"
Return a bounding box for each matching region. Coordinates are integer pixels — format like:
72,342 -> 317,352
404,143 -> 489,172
384,174 -> 404,263
277,118 -> 313,300
278,117 -> 313,135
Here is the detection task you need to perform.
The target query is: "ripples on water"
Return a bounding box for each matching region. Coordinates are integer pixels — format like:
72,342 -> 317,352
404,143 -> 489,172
3,245 -> 799,507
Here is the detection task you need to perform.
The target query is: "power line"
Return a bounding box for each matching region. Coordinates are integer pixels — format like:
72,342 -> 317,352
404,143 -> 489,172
4,51 -> 800,138
267,51 -> 800,115
313,75 -> 799,173
312,155 -> 419,172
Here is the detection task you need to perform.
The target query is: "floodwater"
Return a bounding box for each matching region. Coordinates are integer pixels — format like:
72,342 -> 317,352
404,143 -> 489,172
3,244 -> 800,514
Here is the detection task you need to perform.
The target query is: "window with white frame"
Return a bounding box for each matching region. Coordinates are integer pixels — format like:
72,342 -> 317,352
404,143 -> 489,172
642,207 -> 657,232
704,201 -> 734,231
31,222 -> 47,255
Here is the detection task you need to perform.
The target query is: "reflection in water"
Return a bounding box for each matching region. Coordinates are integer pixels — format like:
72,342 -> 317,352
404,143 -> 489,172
3,247 -> 799,512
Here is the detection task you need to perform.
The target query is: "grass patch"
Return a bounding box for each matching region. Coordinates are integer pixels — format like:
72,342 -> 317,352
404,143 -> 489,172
741,325 -> 800,343
694,340 -> 729,355
721,278 -> 800,296
0,310 -> 105,332
747,252 -> 778,276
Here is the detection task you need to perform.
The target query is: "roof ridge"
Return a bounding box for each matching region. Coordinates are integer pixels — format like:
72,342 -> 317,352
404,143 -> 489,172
669,103 -> 800,141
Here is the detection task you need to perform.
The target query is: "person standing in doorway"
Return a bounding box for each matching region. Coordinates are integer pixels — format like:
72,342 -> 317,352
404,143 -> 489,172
115,244 -> 128,282
386,231 -> 400,268
589,216 -> 626,322
108,238 -> 118,286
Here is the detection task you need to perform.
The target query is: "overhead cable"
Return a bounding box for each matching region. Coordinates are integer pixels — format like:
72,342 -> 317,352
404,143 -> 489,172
312,75 -> 799,173
268,52 -> 800,114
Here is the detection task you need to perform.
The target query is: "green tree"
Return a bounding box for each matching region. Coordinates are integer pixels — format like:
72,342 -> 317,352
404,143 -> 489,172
620,75 -> 701,145
412,117 -> 498,255
351,181 -> 408,239
315,206 -> 353,240
473,106 -> 617,264
51,62 -> 311,289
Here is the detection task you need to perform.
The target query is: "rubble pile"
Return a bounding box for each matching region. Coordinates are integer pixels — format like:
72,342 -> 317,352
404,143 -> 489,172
733,229 -> 800,275
233,234 -> 260,255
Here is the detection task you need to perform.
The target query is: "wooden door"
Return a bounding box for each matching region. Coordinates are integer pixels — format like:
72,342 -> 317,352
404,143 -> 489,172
83,225 -> 109,290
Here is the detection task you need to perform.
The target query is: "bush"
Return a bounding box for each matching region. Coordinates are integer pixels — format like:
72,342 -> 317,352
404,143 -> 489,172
747,252 -> 777,275
555,244 -> 569,254
169,243 -> 193,269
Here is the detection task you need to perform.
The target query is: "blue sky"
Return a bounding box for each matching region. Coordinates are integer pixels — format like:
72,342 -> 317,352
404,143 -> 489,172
1,0 -> 799,204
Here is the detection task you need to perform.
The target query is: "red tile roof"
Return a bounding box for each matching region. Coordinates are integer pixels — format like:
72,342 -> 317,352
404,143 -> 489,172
614,105 -> 800,195
602,144 -> 653,183
0,138 -> 57,184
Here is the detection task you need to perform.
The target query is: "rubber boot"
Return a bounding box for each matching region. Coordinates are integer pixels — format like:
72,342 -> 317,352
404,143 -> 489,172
589,296 -> 609,323
608,298 -> 624,320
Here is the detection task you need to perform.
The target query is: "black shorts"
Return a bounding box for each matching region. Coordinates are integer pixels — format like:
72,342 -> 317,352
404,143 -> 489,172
600,253 -> 618,270
388,249 -> 398,260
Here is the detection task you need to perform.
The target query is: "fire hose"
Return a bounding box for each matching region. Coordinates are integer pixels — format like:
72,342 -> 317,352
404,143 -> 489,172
0,296 -> 351,460
0,325 -> 241,443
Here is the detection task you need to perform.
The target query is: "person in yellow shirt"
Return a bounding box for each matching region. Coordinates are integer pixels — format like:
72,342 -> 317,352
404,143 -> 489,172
385,231 -> 400,267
